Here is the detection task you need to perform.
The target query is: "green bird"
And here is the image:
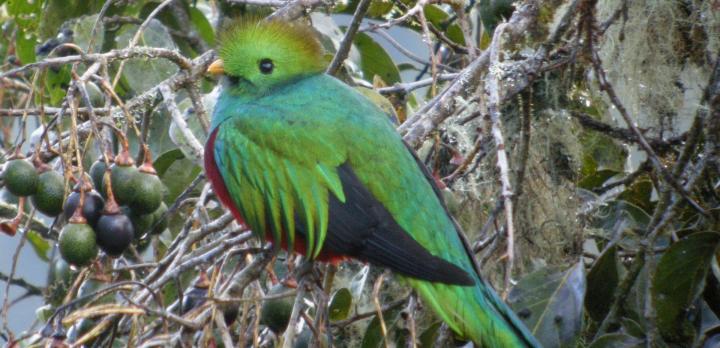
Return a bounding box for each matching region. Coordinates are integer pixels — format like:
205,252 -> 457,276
205,18 -> 541,347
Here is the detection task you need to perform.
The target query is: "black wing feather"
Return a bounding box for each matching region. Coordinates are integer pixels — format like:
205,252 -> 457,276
298,163 -> 473,286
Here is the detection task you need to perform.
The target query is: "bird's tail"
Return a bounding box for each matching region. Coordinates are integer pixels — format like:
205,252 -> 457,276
406,271 -> 541,347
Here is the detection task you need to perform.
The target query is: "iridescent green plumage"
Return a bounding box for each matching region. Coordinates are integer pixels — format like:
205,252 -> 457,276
206,19 -> 541,347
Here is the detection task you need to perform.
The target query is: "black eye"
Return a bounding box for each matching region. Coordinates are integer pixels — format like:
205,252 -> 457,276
259,58 -> 274,74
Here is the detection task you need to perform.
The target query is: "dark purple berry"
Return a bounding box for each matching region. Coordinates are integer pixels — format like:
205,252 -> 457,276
64,190 -> 104,227
95,213 -> 134,257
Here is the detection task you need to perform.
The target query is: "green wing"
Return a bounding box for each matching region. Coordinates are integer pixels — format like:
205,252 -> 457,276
214,118 -> 346,258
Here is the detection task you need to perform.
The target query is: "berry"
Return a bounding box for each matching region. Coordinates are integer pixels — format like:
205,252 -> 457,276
95,212 -> 134,257
124,206 -> 154,239
107,139 -> 136,205
150,202 -> 169,235
181,271 -> 210,314
95,182 -> 134,257
89,158 -> 110,196
260,283 -> 295,333
58,222 -> 98,267
31,170 -> 65,217
127,144 -> 163,213
63,190 -> 104,227
127,172 -> 163,213
3,159 -> 38,196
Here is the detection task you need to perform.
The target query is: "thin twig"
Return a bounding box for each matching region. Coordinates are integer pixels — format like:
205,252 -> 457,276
399,3 -> 539,147
1,222 -> 33,337
0,47 -> 191,79
230,0 -> 288,5
281,276 -> 307,348
0,273 -> 42,297
376,74 -> 458,95
112,0 -> 178,88
267,0 -> 327,21
587,19 -> 706,216
326,0 -> 372,76
372,273 -> 390,348
160,85 -> 205,166
513,92 -> 532,200
485,21 -> 517,291
568,111 -> 683,153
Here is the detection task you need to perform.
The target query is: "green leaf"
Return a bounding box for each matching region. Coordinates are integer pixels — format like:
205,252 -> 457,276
354,33 -> 401,85
578,169 -> 618,190
154,149 -> 186,178
423,5 -> 464,45
8,0 -> 42,30
115,19 -> 179,93
479,0 -> 515,35
189,7 -> 214,45
158,156 -> 202,204
508,262 -> 586,348
617,180 -> 653,213
361,306 -> 402,348
580,131 -> 627,174
590,200 -> 651,233
328,288 -> 352,321
653,232 -> 720,343
26,230 -> 50,262
620,318 -> 645,339
69,15 -> 105,53
15,28 -> 36,65
43,65 -> 72,105
37,0 -> 104,39
419,321 -> 442,347
367,0 -> 394,17
588,333 -> 643,348
585,245 -> 620,322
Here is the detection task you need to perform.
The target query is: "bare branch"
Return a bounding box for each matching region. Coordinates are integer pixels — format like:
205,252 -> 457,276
0,47 -> 192,79
326,0 -> 372,76
399,3 -> 539,148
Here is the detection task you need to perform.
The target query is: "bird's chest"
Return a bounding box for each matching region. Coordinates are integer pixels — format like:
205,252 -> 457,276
205,129 -> 246,225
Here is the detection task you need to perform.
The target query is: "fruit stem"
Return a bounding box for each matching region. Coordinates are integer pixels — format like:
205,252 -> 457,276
71,172 -> 93,192
102,149 -> 115,166
98,122 -> 133,167
114,135 -> 135,167
8,148 -> 24,160
0,197 -> 25,236
102,169 -> 121,215
138,144 -> 157,175
32,156 -> 51,173
70,180 -> 88,224
194,270 -> 210,289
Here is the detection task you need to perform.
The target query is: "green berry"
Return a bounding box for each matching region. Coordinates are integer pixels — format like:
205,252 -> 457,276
31,170 -> 65,216
127,171 -> 163,214
109,164 -> 138,205
150,202 -> 169,235
59,222 -> 98,267
89,159 -> 109,195
3,159 -> 38,196
260,284 -> 295,333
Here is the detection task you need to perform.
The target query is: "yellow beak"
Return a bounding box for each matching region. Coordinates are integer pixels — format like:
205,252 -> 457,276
207,59 -> 225,75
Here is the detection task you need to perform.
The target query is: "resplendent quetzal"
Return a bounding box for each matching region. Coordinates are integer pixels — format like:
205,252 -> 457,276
204,18 -> 541,347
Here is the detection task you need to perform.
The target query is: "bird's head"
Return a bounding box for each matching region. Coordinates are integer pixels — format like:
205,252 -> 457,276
208,18 -> 326,96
